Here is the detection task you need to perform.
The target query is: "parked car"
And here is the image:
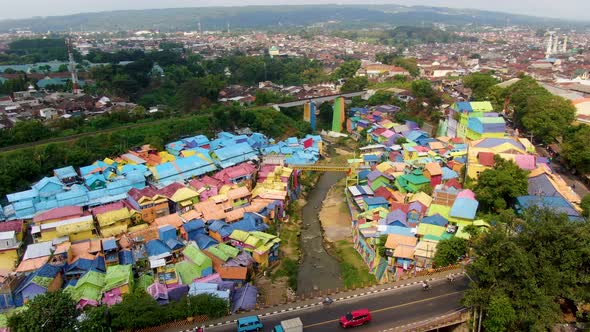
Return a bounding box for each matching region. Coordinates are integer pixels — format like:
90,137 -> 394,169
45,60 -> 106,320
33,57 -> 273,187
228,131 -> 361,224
339,309 -> 372,328
237,316 -> 263,332
272,317 -> 303,332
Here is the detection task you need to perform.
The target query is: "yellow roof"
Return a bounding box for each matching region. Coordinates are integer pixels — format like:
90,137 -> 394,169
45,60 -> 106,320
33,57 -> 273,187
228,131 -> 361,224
376,162 -> 393,173
171,187 -> 199,203
128,223 -> 149,233
103,157 -> 116,165
409,192 -> 432,207
96,208 -> 132,227
182,150 -> 196,157
100,224 -> 128,237
57,220 -> 95,236
158,151 -> 176,163
414,239 -> 439,258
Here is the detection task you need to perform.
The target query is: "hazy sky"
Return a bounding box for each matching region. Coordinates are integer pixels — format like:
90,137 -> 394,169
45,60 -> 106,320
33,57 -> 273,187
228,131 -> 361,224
1,0 -> 589,21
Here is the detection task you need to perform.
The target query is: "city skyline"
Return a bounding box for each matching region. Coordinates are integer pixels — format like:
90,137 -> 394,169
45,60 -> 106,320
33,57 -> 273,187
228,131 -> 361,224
1,0 -> 589,22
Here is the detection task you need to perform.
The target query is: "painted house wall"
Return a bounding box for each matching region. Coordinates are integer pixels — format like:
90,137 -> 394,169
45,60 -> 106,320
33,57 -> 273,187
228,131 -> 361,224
0,249 -> 19,270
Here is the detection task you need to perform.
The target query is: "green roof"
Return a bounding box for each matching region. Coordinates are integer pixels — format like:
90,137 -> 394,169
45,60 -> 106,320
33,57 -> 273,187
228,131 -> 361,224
477,117 -> 505,124
217,243 -> 239,258
401,174 -> 430,185
229,229 -> 250,242
427,204 -> 451,219
206,246 -> 230,261
182,244 -> 211,267
103,264 -> 132,292
175,261 -> 202,284
31,276 -> 53,289
470,101 -> 494,112
417,223 -> 446,237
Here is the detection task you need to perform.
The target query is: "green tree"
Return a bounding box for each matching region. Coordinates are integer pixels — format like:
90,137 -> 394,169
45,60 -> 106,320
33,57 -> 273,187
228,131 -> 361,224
473,156 -> 529,212
367,91 -> 393,105
581,195 -> 590,219
340,76 -> 368,93
333,60 -> 361,79
462,72 -> 499,101
57,64 -> 69,72
520,94 -> 575,144
109,289 -> 163,330
482,294 -> 517,332
410,80 -> 435,99
561,125 -> 590,174
8,290 -> 78,332
464,207 -> 590,331
432,237 -> 467,267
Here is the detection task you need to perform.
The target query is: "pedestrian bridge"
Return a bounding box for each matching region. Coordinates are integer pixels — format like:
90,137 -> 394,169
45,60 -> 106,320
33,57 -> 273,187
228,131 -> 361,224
272,91 -> 365,110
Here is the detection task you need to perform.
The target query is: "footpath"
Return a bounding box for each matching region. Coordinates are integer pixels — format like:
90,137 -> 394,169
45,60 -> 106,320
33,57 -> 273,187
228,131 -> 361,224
153,265 -> 464,332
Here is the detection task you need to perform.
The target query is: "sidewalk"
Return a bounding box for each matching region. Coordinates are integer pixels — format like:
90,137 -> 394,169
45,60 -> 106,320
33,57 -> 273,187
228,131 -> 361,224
154,266 -> 464,332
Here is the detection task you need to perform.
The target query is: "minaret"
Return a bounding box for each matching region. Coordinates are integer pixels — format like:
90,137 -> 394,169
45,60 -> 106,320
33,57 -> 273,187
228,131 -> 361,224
562,35 -> 568,53
546,33 -> 553,58
552,35 -> 559,54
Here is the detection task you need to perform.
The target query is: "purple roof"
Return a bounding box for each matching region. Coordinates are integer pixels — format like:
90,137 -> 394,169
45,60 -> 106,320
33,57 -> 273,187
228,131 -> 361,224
232,283 -> 258,313
167,284 -> 189,302
474,138 -> 525,150
405,120 -> 420,130
528,174 -> 560,197
367,170 -> 390,182
385,209 -> 408,226
408,201 -> 424,213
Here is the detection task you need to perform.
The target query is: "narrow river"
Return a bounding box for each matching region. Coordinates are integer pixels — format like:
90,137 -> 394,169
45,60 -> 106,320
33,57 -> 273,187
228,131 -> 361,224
297,171 -> 345,295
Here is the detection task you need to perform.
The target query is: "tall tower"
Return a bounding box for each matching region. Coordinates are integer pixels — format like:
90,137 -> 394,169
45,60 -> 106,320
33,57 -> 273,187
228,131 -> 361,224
66,37 -> 81,94
227,23 -> 230,34
545,32 -> 553,58
198,21 -> 202,34
552,35 -> 559,54
562,35 -> 568,53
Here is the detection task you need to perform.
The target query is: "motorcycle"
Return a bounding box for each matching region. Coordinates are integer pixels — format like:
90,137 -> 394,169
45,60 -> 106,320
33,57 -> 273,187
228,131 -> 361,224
323,297 -> 334,305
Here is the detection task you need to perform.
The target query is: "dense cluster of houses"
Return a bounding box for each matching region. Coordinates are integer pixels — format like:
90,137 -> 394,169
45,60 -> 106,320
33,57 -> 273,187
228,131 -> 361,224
343,101 -> 583,282
0,131 -> 322,314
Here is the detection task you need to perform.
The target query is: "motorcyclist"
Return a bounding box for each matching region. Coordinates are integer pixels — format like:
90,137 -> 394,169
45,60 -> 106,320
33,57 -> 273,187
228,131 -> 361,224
323,296 -> 334,305
421,280 -> 430,290
447,274 -> 455,282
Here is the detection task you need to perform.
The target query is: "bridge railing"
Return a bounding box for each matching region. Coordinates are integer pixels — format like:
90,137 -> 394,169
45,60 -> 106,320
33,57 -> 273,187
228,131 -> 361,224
390,307 -> 471,332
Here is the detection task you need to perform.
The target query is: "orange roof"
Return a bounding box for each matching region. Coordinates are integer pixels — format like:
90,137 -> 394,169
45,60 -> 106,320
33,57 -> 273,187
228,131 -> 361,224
154,213 -> 184,229
385,234 -> 418,249
181,210 -> 200,222
393,245 -> 416,260
227,187 -> 251,200
226,208 -> 245,223
128,226 -> 159,242
16,257 -> 49,273
424,162 -> 442,176
54,241 -> 71,255
90,239 -> 102,253
194,200 -> 226,221
203,251 -> 247,280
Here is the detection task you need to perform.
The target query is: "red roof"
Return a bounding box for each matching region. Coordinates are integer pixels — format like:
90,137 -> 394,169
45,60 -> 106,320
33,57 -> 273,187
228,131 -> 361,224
478,152 -> 496,167
390,202 -> 409,214
158,182 -> 186,199
33,206 -> 83,223
127,186 -> 159,201
445,178 -> 463,190
373,187 -> 393,200
372,128 -> 387,135
0,220 -> 24,233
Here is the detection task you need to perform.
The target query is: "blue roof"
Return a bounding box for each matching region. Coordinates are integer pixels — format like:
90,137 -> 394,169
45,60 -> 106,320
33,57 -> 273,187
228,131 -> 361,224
85,173 -> 106,187
474,138 -> 525,150
450,198 -> 479,220
6,189 -> 38,203
153,155 -> 217,182
102,239 -> 118,251
516,196 -> 582,221
92,255 -> 106,272
119,250 -> 134,265
194,234 -> 218,250
207,220 -> 234,238
421,214 -> 448,227
182,219 -> 206,233
54,166 -> 78,179
441,167 -> 459,180
528,174 -> 560,197
364,197 -> 389,206
231,215 -> 268,232
146,240 -> 171,257
378,225 -> 415,236
166,238 -> 185,251
212,142 -> 257,168
453,102 -> 473,112
363,155 -> 379,162
32,176 -> 64,197
158,225 -> 177,242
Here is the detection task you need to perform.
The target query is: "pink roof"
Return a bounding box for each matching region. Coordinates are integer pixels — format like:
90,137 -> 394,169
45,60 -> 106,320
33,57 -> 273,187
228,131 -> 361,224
214,162 -> 256,184
91,201 -> 125,215
128,186 -> 159,201
0,219 -> 24,233
457,189 -> 476,200
380,130 -> 395,138
33,206 -> 83,223
515,154 -> 536,170
102,288 -> 123,306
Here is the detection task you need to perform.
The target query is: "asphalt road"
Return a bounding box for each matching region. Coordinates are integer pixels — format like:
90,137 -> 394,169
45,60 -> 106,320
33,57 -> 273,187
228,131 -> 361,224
207,276 -> 468,332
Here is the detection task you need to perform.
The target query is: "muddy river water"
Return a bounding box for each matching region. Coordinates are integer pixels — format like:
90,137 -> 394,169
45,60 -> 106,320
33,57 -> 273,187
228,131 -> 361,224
296,171 -> 345,295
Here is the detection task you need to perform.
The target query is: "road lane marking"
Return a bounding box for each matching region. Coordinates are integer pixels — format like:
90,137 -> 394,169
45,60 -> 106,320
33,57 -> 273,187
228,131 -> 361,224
302,290 -> 465,329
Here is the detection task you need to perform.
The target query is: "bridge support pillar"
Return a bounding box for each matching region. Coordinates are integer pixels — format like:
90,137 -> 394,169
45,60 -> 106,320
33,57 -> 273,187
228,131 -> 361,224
332,96 -> 345,132
303,101 -> 316,131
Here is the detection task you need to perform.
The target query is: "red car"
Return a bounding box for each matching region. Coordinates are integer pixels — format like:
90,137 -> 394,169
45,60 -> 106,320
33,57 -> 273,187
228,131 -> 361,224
340,309 -> 372,328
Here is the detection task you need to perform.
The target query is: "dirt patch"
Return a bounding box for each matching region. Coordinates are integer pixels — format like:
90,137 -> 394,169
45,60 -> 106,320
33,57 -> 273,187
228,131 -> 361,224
319,177 -> 352,242
255,275 -> 296,306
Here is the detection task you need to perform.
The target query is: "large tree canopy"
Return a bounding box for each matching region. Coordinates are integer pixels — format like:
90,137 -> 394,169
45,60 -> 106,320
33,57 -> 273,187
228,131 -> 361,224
433,237 -> 468,267
462,72 -> 499,101
520,94 -> 575,144
8,290 -> 78,332
464,208 -> 590,331
473,156 -> 529,212
562,125 -> 590,174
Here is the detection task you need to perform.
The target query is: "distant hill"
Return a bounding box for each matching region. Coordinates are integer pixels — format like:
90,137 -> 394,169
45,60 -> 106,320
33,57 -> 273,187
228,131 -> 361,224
0,5 -> 582,33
